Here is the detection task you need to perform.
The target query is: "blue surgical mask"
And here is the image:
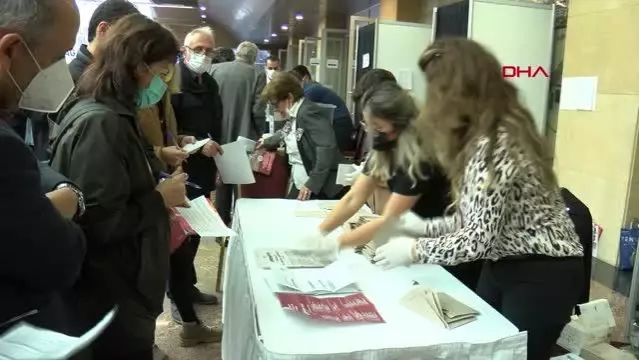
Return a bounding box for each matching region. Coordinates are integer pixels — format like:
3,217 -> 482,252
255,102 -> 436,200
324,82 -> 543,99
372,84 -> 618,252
137,74 -> 167,109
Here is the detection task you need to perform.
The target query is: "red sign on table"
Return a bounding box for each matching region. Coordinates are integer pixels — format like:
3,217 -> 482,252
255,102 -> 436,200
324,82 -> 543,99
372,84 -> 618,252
276,293 -> 385,323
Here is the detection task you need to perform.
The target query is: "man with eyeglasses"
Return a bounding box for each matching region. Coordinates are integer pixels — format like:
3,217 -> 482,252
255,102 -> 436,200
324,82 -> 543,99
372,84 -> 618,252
171,27 -> 224,318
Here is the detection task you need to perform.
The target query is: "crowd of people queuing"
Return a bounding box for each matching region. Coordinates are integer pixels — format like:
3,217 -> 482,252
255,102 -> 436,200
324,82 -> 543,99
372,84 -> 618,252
0,0 -> 592,359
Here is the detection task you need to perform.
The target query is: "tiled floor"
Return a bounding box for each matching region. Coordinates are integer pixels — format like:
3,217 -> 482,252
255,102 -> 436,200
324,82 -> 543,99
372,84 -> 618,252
154,242 -> 223,360
154,248 -> 634,360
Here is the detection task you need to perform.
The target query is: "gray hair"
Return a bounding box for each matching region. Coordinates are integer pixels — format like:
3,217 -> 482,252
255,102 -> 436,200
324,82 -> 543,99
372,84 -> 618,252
0,0 -> 56,44
236,41 -> 258,64
184,26 -> 214,47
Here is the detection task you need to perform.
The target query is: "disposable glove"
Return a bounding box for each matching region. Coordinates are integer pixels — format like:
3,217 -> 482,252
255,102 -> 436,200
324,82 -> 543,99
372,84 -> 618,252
300,229 -> 339,258
397,214 -> 427,237
343,164 -> 364,186
373,236 -> 417,270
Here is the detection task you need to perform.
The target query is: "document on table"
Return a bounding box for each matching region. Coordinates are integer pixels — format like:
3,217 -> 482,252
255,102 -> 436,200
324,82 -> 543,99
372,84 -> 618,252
255,248 -> 335,269
0,308 -> 116,360
277,292 -> 385,323
336,164 -> 356,185
237,136 -> 257,153
293,201 -> 372,218
266,262 -> 360,295
181,138 -> 210,154
214,141 -> 256,184
176,196 -> 236,239
400,286 -> 479,329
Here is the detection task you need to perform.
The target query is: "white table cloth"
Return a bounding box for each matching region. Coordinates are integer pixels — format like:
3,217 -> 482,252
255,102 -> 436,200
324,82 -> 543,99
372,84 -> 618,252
222,199 -> 527,360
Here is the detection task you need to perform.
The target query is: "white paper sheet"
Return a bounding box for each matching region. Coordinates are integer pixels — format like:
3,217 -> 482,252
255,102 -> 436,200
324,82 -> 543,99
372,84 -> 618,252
214,141 -> 256,185
268,261 -> 359,295
237,136 -> 257,153
398,69 -> 413,90
0,309 -> 116,360
559,76 -> 598,111
176,196 -> 236,240
181,138 -> 210,154
336,164 -> 356,185
362,53 -> 370,69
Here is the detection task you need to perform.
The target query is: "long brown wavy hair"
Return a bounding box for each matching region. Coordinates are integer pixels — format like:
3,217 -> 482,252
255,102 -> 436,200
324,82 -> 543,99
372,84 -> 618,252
417,38 -> 556,202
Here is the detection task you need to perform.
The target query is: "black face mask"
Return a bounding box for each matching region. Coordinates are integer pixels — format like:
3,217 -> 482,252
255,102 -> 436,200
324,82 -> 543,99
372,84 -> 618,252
372,132 -> 397,151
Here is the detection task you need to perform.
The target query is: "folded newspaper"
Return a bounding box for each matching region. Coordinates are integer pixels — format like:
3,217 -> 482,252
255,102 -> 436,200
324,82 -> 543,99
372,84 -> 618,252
400,286 -> 479,329
255,248 -> 335,269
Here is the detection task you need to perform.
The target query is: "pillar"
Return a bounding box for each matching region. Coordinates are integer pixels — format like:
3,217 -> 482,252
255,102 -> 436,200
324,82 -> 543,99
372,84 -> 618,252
554,0 -> 639,266
380,0 -> 424,23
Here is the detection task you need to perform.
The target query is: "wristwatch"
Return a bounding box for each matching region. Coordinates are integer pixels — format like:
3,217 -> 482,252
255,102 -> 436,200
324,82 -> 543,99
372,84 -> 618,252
55,182 -> 86,218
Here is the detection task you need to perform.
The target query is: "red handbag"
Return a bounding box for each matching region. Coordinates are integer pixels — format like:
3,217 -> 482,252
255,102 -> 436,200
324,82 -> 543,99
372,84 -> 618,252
249,149 -> 276,176
169,208 -> 196,253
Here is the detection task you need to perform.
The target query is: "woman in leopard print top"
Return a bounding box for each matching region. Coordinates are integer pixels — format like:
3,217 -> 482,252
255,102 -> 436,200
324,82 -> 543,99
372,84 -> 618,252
373,38 -> 584,360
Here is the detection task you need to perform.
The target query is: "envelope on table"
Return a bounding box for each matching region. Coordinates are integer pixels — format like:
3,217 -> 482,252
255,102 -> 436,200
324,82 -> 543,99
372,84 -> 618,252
400,285 -> 479,329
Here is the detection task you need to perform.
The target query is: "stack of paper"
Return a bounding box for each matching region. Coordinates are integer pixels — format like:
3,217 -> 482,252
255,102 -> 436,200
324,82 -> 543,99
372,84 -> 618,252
255,248 -> 335,269
176,196 -> 236,240
294,202 -> 372,218
266,262 -> 360,295
401,286 -> 479,329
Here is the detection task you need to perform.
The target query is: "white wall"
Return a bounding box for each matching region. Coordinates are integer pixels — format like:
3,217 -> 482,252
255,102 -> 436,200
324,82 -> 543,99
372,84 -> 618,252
470,0 -> 554,134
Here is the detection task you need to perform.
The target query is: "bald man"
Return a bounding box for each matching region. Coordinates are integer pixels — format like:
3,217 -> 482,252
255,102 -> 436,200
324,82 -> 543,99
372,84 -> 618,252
0,0 -> 86,335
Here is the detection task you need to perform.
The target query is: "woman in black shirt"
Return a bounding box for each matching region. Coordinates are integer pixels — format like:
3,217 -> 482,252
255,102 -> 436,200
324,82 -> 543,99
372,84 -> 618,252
303,81 -> 482,289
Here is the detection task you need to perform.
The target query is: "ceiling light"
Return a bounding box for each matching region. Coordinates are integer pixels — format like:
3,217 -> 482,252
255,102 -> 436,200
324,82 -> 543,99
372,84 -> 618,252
200,6 -> 206,11
264,39 -> 270,43
200,14 -> 206,18
295,13 -> 304,20
281,24 -> 289,30
271,33 -> 277,37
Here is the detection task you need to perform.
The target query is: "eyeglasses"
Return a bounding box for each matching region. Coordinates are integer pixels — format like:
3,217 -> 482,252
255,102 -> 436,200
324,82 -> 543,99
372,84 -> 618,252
186,46 -> 214,57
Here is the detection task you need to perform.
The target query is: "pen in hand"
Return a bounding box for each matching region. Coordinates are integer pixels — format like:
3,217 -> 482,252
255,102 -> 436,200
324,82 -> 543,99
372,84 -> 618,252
159,171 -> 202,190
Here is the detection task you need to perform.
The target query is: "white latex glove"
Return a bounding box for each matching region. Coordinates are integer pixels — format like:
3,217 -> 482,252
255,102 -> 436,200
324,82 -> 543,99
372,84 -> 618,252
301,229 -> 339,258
343,163 -> 364,186
398,214 -> 427,237
373,236 -> 417,270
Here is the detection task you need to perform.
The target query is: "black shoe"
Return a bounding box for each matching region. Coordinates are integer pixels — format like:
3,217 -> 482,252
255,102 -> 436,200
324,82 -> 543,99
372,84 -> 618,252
171,302 -> 183,325
190,287 -> 219,305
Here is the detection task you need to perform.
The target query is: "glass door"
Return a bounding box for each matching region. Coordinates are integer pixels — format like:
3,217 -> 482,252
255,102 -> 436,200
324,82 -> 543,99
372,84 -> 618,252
299,37 -> 320,79
346,16 -> 375,112
319,29 -> 349,101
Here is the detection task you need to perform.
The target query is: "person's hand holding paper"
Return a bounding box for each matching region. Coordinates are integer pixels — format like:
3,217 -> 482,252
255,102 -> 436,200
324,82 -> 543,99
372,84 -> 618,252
156,168 -> 188,208
299,229 -> 339,260
201,140 -> 223,157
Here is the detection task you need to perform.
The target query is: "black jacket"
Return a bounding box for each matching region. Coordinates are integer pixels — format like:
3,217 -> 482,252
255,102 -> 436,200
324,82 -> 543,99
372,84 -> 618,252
172,61 -> 223,197
69,44 -> 93,84
50,97 -> 170,317
7,111 -> 73,193
264,100 -> 344,197
0,119 -> 85,333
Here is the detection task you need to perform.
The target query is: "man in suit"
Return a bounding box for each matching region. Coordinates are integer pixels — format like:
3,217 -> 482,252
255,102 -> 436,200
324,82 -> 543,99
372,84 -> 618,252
209,41 -> 266,224
0,0 -> 86,334
171,27 -> 223,316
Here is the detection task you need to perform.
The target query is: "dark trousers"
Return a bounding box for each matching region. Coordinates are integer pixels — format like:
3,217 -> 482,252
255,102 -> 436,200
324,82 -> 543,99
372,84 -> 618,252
333,116 -> 355,152
286,186 -> 349,200
215,184 -> 238,225
444,260 -> 484,291
168,236 -> 200,323
477,256 -> 583,360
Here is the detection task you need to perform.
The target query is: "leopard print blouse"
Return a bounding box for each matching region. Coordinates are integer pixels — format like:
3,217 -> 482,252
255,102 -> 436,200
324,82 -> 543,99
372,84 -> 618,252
415,132 -> 584,265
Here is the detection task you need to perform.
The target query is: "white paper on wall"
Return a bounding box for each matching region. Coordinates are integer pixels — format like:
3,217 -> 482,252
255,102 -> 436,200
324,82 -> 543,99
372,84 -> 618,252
559,77 -> 598,111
